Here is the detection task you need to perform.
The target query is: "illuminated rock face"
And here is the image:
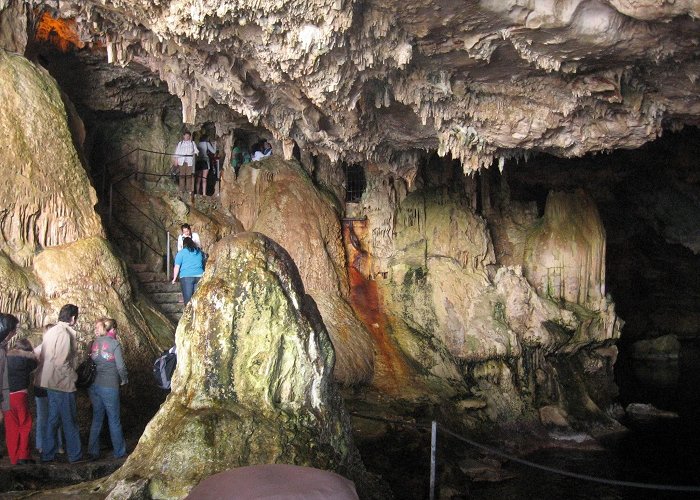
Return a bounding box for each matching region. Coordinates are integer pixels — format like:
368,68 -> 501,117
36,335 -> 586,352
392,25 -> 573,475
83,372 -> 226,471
0,0 -> 26,53
93,233 -> 370,499
222,157 -> 375,385
12,0 -> 700,171
523,190 -> 607,309
0,49 -> 172,430
0,0 -> 636,445
345,161 -> 621,420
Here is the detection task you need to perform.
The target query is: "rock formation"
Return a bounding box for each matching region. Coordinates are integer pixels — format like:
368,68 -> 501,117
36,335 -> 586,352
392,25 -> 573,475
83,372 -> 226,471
0,49 -> 172,431
84,233 -> 377,498
2,0 -> 698,496
222,157 -> 375,385
5,1 -> 700,172
344,160 -> 621,422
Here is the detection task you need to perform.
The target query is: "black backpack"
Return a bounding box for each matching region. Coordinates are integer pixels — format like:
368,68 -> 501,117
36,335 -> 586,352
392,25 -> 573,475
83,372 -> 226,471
153,346 -> 177,390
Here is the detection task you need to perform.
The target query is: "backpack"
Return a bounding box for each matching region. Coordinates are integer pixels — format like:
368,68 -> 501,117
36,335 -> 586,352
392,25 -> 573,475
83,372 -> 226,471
153,346 -> 177,390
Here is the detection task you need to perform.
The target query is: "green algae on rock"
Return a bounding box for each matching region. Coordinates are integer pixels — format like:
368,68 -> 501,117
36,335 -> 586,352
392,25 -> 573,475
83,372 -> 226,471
221,157 -> 375,385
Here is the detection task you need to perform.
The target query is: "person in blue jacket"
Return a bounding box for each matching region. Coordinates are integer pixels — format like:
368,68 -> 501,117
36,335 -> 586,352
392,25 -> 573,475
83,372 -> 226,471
171,236 -> 205,304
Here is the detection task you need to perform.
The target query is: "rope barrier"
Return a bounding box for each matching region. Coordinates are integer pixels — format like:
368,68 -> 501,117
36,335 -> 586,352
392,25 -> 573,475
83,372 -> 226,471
348,412 -> 700,493
438,426 -> 700,492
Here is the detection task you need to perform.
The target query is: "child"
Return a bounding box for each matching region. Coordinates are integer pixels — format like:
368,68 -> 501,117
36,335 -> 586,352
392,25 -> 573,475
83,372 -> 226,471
4,338 -> 37,464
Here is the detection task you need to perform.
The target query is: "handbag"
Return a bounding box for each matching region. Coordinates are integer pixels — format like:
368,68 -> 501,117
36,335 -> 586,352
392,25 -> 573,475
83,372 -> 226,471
76,342 -> 97,388
76,357 -> 96,388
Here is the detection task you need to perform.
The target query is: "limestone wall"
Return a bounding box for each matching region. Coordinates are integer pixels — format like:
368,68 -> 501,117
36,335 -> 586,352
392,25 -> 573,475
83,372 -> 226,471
0,49 -> 173,431
220,156 -> 375,385
348,159 -> 621,423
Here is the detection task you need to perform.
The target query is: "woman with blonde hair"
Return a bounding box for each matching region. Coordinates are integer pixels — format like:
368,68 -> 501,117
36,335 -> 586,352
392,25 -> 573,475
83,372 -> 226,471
87,318 -> 128,460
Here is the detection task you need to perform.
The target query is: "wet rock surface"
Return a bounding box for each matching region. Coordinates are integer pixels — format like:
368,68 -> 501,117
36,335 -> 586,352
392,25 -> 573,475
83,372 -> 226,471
222,156 -> 375,385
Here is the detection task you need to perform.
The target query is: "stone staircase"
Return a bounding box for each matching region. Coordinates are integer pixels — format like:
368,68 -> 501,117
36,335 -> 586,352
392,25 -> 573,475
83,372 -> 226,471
130,264 -> 183,324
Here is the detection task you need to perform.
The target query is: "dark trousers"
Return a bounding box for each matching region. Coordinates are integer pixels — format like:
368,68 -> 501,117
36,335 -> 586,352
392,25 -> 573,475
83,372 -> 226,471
180,276 -> 201,304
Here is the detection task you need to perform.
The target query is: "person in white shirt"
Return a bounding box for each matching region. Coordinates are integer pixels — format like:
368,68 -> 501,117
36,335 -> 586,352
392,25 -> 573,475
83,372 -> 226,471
195,136 -> 216,196
177,223 -> 201,251
251,139 -> 272,162
173,131 -> 198,193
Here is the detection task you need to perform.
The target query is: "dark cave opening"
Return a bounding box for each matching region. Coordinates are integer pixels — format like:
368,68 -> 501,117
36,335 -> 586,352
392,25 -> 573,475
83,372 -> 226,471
345,162 -> 367,202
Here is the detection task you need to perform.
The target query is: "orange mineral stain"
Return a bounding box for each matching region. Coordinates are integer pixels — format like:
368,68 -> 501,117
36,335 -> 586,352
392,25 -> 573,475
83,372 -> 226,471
343,220 -> 411,394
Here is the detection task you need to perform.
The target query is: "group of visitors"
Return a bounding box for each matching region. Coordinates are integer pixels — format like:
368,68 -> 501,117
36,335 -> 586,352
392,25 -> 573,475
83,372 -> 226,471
174,132 -> 275,188
172,131 -> 220,196
0,305 -> 128,465
230,138 -> 273,176
0,223 -> 208,465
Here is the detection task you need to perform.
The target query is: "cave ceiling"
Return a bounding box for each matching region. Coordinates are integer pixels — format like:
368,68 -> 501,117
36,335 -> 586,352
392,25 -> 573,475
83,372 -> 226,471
27,0 -> 700,169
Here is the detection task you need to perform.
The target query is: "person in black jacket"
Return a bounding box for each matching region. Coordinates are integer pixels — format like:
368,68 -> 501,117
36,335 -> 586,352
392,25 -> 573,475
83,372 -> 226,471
0,313 -> 19,461
4,338 -> 37,464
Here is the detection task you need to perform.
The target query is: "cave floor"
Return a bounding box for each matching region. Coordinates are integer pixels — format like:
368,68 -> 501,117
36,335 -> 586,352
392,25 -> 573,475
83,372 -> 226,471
0,444 -> 130,497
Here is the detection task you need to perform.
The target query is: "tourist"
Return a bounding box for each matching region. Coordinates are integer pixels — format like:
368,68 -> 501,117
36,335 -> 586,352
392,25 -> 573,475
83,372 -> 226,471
252,139 -> 272,161
0,313 -> 19,460
173,131 -> 198,193
38,304 -> 83,464
34,324 -> 64,456
177,223 -> 201,251
196,135 -> 216,196
251,142 -> 263,161
172,236 -> 205,305
231,139 -> 244,177
4,338 -> 37,465
87,318 -> 128,460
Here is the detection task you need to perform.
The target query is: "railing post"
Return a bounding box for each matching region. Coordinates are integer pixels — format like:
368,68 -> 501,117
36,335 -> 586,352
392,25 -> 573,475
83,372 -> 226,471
430,421 -> 437,500
109,183 -> 113,226
166,231 -> 171,281
102,164 -> 107,199
217,158 -> 221,197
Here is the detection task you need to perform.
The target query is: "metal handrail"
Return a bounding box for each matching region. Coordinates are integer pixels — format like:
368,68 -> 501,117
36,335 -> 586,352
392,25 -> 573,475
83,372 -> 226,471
101,147 -> 202,194
104,148 -> 139,166
109,187 -> 178,280
110,214 -> 162,256
106,147 -> 222,195
111,186 -> 173,233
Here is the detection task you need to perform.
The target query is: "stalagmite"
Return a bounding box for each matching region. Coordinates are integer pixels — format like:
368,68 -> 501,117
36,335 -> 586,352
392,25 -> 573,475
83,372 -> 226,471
76,233 -> 381,499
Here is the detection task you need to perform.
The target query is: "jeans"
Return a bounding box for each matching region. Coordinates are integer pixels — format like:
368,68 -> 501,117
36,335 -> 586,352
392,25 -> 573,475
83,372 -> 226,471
180,276 -> 200,305
88,385 -> 126,459
35,396 -> 64,452
42,390 -> 81,463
